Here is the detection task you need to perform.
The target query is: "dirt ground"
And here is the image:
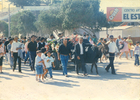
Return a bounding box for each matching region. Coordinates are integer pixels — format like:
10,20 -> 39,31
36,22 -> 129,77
0,57 -> 140,100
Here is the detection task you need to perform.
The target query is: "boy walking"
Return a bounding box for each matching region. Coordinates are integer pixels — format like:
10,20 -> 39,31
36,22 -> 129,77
133,41 -> 140,66
44,51 -> 55,79
35,50 -> 44,82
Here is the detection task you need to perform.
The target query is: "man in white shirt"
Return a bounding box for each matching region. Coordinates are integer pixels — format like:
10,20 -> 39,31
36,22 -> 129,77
105,35 -> 119,75
75,37 -> 87,76
11,36 -> 22,73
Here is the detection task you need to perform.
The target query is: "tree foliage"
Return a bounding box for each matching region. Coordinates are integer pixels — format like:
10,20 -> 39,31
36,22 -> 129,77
60,0 -> 109,31
0,21 -> 8,37
8,0 -> 41,7
11,11 -> 37,36
36,8 -> 62,34
9,0 -> 109,36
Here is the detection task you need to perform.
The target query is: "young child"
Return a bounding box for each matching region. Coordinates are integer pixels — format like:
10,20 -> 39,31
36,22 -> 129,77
44,51 -> 55,79
133,41 -> 140,66
41,47 -> 48,79
0,42 -> 4,73
35,50 -> 45,82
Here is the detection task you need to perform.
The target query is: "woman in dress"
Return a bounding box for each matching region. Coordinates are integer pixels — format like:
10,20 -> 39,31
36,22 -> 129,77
119,37 -> 129,59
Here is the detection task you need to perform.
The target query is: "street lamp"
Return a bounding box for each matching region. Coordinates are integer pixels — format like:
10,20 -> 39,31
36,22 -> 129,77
8,3 -> 12,37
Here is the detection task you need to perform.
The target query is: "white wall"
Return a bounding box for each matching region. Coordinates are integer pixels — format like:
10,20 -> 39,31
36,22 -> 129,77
99,30 -> 123,39
122,27 -> 140,37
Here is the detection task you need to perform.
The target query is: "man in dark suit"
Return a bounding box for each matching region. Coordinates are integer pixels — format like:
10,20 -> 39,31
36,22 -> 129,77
75,37 -> 87,76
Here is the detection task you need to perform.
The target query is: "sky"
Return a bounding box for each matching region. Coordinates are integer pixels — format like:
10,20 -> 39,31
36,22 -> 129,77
100,0 -> 140,13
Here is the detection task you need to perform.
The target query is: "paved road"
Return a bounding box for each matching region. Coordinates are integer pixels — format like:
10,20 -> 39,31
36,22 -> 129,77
0,57 -> 140,100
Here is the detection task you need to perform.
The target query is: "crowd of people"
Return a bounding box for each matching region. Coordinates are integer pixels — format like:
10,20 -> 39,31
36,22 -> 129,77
0,33 -> 139,82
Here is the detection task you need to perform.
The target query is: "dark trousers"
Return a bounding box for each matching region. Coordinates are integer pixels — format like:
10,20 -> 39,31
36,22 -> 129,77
76,55 -> 87,74
23,51 -> 25,59
106,53 -> 115,74
134,54 -> 139,65
25,51 -> 31,65
29,51 -> 36,70
13,53 -> 21,72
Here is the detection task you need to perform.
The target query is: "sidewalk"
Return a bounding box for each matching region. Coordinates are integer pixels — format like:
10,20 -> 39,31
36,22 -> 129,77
0,58 -> 140,100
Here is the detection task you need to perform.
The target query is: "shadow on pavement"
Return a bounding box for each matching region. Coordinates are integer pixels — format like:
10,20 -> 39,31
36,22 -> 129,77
1,60 -> 140,84
43,81 -> 80,88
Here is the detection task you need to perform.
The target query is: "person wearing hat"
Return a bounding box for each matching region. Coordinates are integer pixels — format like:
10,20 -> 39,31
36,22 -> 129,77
119,37 -> 129,59
105,35 -> 119,75
126,35 -> 133,58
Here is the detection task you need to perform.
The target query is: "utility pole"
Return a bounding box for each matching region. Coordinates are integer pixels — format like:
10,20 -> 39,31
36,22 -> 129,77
2,0 -> 3,12
8,3 -> 11,37
0,0 -> 3,12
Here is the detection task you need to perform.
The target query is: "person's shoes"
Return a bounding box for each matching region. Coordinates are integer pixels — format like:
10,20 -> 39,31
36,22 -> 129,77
19,71 -> 22,73
24,62 -> 26,64
36,77 -> 38,81
38,79 -> 42,82
84,73 -> 88,76
10,66 -> 13,69
42,79 -> 45,82
13,69 -> 14,72
44,74 -> 47,79
65,75 -> 68,77
105,68 -> 109,72
50,76 -> 53,79
0,72 -> 3,74
31,68 -> 33,71
77,73 -> 79,75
